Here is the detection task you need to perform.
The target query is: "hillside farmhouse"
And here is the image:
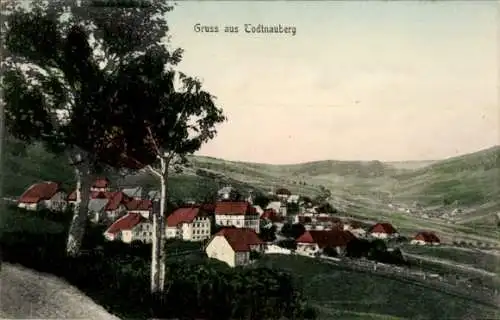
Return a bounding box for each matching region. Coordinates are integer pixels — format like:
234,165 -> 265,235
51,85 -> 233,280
369,222 -> 399,239
18,181 -> 67,212
411,232 -> 441,245
205,227 -> 265,267
296,229 -> 356,256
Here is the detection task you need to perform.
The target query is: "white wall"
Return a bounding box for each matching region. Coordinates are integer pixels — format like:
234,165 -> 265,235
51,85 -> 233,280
265,244 -> 291,255
205,235 -> 236,267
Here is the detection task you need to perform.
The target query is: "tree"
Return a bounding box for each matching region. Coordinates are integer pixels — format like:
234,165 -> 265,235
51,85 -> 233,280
286,202 -> 300,215
259,224 -> 277,242
281,223 -> 306,239
253,192 -> 271,208
1,0 -> 176,258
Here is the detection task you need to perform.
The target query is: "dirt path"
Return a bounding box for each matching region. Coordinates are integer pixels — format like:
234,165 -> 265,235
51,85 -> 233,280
0,263 -> 120,319
403,253 -> 497,277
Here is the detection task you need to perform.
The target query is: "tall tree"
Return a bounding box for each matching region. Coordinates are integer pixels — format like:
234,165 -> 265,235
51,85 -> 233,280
1,0 -> 176,257
99,55 -> 226,293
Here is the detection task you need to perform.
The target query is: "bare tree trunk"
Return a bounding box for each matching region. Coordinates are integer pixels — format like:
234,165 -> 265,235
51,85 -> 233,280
151,156 -> 168,294
66,160 -> 91,257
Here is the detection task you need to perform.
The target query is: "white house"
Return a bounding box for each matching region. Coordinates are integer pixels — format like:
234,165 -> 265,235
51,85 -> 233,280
205,227 -> 265,267
368,222 -> 399,239
18,181 -> 67,212
215,201 -> 260,233
104,212 -> 153,243
411,232 -> 441,245
166,206 -> 211,241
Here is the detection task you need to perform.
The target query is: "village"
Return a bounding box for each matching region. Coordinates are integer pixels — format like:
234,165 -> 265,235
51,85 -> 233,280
16,178 -> 442,268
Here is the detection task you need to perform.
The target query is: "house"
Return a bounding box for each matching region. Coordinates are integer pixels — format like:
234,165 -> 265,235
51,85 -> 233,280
215,201 -> 260,233
368,222 -> 398,239
87,197 -> 110,223
275,188 -> 291,201
411,232 -> 441,245
205,227 -> 265,267
343,221 -> 367,238
125,199 -> 152,219
253,205 -> 264,215
90,177 -> 110,192
18,181 -> 67,212
121,187 -> 143,200
103,212 -> 153,243
266,201 -> 287,216
296,229 -> 356,256
166,206 -> 211,241
102,191 -> 130,221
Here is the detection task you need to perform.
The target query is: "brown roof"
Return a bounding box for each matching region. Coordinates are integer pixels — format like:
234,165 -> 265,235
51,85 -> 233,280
414,231 -> 440,243
214,227 -> 264,252
125,199 -> 152,211
215,201 -> 257,215
369,222 -> 397,234
296,229 -> 356,248
18,182 -> 61,204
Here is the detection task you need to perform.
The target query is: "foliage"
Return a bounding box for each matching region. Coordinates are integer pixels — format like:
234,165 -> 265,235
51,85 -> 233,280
277,239 -> 297,251
286,201 -> 300,215
281,223 -> 306,239
259,225 -> 277,242
323,246 -> 338,257
315,202 -> 338,214
253,192 -> 271,209
0,209 -> 316,319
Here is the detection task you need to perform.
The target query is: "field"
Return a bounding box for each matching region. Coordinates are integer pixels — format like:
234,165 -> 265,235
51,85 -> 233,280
3,138 -> 500,244
256,254 -> 499,320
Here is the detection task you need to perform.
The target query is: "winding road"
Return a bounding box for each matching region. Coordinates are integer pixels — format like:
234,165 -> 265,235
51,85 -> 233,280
0,263 -> 120,319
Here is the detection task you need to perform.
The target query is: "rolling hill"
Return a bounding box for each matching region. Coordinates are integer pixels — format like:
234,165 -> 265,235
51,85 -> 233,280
3,138 -> 499,243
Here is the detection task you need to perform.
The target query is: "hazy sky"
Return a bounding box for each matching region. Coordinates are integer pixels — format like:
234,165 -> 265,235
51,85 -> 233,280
168,1 -> 498,164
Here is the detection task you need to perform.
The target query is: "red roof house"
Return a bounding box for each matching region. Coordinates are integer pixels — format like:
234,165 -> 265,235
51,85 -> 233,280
103,212 -> 152,243
215,201 -> 257,215
296,229 -> 356,249
205,227 -> 265,267
166,206 -> 212,241
18,181 -> 67,211
369,222 -> 398,238
412,231 -> 440,245
125,199 -> 153,212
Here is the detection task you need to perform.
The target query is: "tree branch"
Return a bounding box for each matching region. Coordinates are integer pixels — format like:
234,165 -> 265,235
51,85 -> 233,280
146,164 -> 162,178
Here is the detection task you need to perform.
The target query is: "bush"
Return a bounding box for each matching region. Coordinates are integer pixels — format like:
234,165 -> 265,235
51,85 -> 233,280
277,239 -> 297,250
1,225 -> 315,319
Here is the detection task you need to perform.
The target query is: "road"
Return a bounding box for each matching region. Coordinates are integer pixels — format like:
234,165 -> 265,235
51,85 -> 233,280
0,263 -> 120,319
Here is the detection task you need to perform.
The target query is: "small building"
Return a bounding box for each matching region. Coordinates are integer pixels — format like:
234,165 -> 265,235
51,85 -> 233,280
205,227 -> 265,267
215,201 -> 260,233
166,206 -> 211,241
296,229 -> 356,256
368,222 -> 398,239
90,177 -> 110,193
411,232 -> 441,245
18,181 -> 67,212
266,201 -> 287,217
101,191 -> 130,222
103,212 -> 153,243
217,186 -> 241,201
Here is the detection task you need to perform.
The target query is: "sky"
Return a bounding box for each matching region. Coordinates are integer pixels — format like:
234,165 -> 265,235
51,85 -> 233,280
168,1 -> 498,164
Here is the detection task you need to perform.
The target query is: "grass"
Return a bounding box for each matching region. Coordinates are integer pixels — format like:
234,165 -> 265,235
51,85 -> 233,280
401,245 -> 500,274
256,254 -> 499,320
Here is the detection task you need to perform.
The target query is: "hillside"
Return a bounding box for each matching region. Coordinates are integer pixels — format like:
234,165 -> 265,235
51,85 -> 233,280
4,139 -> 499,242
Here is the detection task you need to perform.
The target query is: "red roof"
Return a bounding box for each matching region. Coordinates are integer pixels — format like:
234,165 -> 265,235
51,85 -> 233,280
414,232 -> 440,243
200,203 -> 216,213
105,213 -> 145,235
214,227 -> 264,252
67,190 -> 130,211
275,188 -> 291,196
125,199 -> 152,211
215,201 -> 257,215
92,177 -> 110,189
296,230 -> 356,248
18,182 -> 61,204
260,209 -> 284,222
369,222 -> 397,234
167,207 -> 204,227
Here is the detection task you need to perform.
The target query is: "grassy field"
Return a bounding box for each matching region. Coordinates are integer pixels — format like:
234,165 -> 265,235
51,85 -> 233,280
3,138 -> 499,243
256,254 -> 499,320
